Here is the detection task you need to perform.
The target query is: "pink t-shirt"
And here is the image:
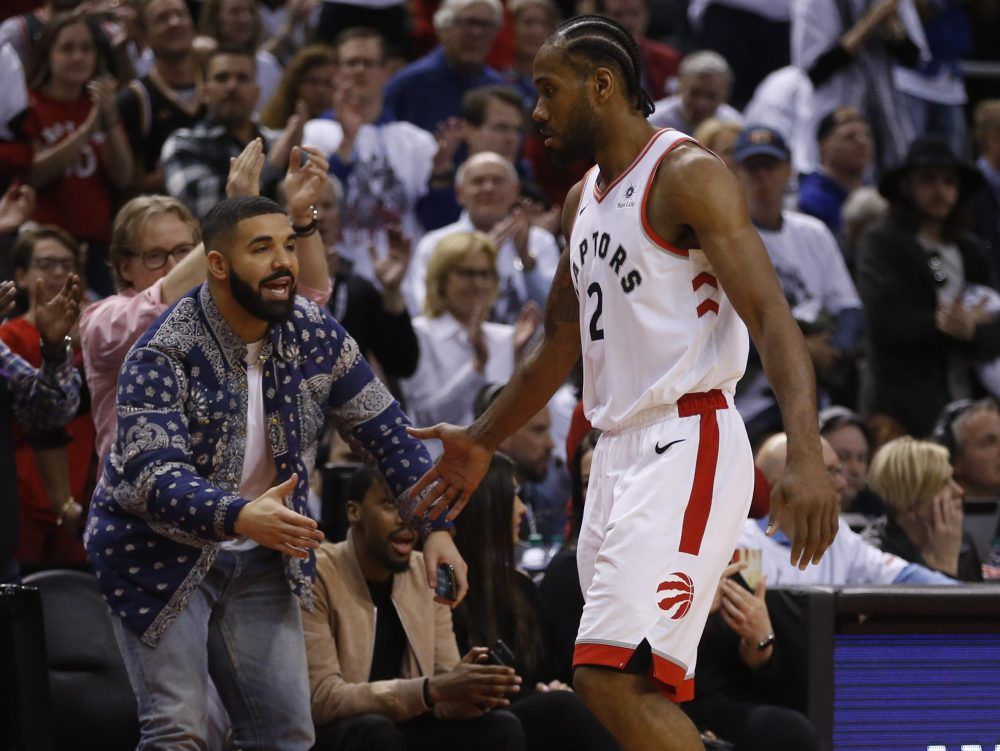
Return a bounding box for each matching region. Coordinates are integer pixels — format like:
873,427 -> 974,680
81,277 -> 171,464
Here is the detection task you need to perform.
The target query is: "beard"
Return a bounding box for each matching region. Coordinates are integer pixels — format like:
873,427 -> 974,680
229,267 -> 296,324
545,95 -> 599,164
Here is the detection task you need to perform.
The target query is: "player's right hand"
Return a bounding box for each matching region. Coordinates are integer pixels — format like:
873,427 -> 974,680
767,455 -> 839,570
234,473 -> 325,558
406,424 -> 494,521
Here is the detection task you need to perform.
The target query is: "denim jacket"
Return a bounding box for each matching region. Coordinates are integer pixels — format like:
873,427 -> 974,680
85,284 -> 432,646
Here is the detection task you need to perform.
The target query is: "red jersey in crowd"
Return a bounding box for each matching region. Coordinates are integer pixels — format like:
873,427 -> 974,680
24,90 -> 113,243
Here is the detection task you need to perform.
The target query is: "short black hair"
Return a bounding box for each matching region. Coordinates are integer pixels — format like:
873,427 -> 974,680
550,14 -> 654,118
201,196 -> 286,253
461,85 -> 525,126
346,465 -> 380,505
206,44 -> 257,72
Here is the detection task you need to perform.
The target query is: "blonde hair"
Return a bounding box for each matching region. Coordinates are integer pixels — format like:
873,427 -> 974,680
868,436 -> 952,515
424,231 -> 498,318
693,118 -> 742,153
110,196 -> 201,290
974,99 -> 1000,146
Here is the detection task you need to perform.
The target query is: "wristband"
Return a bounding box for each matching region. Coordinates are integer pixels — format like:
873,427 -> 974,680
422,677 -> 433,706
292,205 -> 319,238
41,335 -> 71,364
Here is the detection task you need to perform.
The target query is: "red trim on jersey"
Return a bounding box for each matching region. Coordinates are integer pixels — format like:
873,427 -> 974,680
572,642 -> 694,703
696,299 -> 720,317
678,408 -> 721,556
593,128 -> 673,203
639,136 -> 700,258
691,272 -> 718,292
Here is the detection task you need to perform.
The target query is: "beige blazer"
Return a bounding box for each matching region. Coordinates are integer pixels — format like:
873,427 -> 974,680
301,532 -> 462,726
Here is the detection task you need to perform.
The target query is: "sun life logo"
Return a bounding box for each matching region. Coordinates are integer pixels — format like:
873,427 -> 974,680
657,572 -> 694,620
617,184 -> 637,209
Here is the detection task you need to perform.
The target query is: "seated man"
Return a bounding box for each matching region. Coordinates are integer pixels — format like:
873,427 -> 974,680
406,152 -> 559,324
302,465 -> 525,751
738,433 -> 955,586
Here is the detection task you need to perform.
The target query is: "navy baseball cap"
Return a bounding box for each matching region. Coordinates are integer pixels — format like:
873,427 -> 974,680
734,125 -> 791,164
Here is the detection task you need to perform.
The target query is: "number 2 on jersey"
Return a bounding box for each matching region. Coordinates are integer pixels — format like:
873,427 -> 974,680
587,282 -> 604,341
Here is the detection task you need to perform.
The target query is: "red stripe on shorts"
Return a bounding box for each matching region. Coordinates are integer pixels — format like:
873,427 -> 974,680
573,642 -> 694,703
677,391 -> 724,556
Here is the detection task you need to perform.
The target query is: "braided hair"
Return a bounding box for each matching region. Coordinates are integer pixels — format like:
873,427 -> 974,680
550,15 -> 655,118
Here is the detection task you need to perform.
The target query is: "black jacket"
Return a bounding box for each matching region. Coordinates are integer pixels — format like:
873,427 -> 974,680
857,216 -> 1000,436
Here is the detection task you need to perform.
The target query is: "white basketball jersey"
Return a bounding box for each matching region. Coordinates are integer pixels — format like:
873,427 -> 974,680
569,129 -> 749,431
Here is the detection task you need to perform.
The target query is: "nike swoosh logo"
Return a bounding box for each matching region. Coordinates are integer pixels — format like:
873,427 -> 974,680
655,439 -> 685,455
578,201 -> 590,215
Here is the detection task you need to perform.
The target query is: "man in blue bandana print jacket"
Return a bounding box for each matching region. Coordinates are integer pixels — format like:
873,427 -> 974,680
84,195 -> 451,750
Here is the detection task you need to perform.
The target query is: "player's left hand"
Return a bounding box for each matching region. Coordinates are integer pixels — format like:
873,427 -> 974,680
767,451 -> 839,570
422,529 -> 469,606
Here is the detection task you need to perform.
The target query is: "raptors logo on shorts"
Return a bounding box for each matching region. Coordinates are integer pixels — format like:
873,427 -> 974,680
656,572 -> 694,620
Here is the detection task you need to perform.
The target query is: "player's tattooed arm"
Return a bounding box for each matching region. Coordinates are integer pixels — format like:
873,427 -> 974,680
543,250 -> 580,334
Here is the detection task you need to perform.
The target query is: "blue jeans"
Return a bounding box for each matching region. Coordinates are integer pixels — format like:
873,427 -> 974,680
111,546 -> 314,750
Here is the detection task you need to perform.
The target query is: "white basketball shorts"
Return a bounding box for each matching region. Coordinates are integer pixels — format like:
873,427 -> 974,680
573,389 -> 753,702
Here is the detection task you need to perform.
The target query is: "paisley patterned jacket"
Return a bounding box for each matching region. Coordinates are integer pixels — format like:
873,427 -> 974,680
85,284 -> 433,646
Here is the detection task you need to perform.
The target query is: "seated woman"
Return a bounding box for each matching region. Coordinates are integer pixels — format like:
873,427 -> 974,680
452,454 -> 619,751
819,405 -> 885,519
865,436 -> 982,581
401,232 -> 531,442
538,428 -> 599,683
682,565 -> 821,751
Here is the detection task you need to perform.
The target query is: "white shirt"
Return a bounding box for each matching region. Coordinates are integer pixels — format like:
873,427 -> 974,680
0,42 -> 27,141
223,339 -> 274,551
736,517 -> 907,586
648,95 -> 744,136
304,117 -> 437,281
743,66 -> 814,175
255,50 -> 283,114
401,313 -> 515,456
407,212 -> 560,323
688,0 -> 791,24
756,210 -> 861,325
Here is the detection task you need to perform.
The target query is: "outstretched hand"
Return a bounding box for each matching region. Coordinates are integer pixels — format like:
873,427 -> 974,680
766,451 -> 839,570
36,274 -> 83,348
235,473 -> 325,558
406,423 -> 494,521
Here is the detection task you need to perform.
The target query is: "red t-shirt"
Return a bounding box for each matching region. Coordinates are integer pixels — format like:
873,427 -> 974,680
24,89 -> 112,242
0,316 -> 96,524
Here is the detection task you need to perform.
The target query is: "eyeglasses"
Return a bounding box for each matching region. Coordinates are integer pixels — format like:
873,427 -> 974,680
126,244 -> 196,270
451,267 -> 498,282
452,16 -> 500,32
31,257 -> 76,273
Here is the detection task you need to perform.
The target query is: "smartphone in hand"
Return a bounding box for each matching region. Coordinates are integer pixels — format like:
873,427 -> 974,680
435,563 -> 457,602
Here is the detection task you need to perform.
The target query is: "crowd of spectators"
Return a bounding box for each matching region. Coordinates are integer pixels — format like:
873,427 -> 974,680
1,0 -> 999,748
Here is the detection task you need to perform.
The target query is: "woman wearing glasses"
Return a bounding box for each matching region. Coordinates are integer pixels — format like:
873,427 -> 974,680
402,232 -> 536,455
0,226 -> 94,569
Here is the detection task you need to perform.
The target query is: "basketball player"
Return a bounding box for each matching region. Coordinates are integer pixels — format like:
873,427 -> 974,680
409,16 -> 839,751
